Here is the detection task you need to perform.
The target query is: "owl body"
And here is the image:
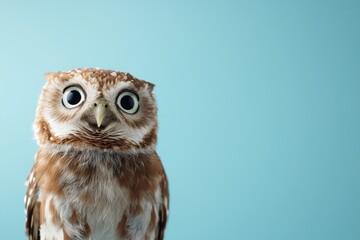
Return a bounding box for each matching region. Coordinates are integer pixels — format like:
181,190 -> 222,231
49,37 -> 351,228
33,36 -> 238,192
25,69 -> 168,240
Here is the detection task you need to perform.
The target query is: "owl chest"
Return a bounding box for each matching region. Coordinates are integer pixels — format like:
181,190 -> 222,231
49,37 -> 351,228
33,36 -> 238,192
40,165 -> 156,240
74,173 -> 127,239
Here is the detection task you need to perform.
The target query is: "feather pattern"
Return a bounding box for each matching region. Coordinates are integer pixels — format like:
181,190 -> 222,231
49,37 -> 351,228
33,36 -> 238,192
25,168 -> 40,240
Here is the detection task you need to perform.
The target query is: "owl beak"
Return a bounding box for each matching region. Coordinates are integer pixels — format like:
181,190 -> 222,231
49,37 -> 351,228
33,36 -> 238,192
94,99 -> 108,127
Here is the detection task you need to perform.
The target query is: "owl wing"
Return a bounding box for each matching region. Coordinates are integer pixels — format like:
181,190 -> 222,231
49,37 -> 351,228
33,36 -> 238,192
156,203 -> 168,240
25,168 -> 41,240
156,177 -> 169,240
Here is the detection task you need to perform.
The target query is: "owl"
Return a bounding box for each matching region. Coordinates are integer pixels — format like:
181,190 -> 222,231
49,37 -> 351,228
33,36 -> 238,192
25,68 -> 169,240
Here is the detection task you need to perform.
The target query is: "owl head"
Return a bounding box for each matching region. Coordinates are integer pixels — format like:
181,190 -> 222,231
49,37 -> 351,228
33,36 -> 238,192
34,68 -> 158,151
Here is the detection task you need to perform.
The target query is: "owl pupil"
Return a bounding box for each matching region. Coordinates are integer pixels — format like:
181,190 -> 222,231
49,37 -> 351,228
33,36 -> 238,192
120,95 -> 134,110
67,90 -> 81,105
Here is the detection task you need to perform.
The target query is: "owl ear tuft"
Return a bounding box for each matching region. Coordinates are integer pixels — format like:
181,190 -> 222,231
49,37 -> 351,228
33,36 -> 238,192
147,83 -> 155,92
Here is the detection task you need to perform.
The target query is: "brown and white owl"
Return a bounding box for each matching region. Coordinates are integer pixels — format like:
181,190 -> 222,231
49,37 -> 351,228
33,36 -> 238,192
25,68 -> 169,240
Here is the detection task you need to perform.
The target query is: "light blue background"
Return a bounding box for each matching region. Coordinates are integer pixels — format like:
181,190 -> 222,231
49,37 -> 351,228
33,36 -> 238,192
0,1 -> 359,239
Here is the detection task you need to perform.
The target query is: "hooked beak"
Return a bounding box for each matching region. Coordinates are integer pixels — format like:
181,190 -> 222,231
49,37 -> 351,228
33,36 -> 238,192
94,99 -> 108,127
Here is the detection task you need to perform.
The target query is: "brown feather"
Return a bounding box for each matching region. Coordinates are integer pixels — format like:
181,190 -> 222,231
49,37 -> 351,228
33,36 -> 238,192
156,176 -> 169,240
25,168 -> 40,240
157,206 -> 167,240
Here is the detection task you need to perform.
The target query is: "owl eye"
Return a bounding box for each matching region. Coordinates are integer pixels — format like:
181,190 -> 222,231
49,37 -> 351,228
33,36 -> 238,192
62,86 -> 86,109
116,91 -> 139,114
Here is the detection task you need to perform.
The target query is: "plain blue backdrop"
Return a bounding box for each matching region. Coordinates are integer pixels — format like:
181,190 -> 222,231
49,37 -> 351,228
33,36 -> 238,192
0,0 -> 359,239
